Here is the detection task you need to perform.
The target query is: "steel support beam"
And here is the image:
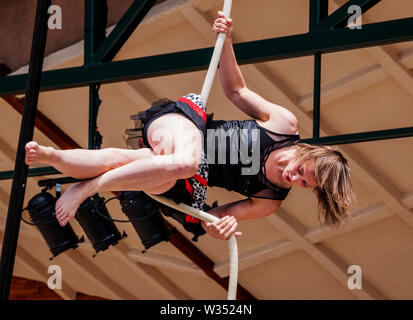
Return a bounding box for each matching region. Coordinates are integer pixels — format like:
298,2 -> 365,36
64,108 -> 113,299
2,125 -> 412,180
0,167 -> 60,181
316,0 -> 381,30
310,0 -> 329,139
84,0 -> 107,149
84,0 -> 107,65
0,0 -> 51,300
302,126 -> 413,145
1,17 -> 413,96
93,0 -> 157,63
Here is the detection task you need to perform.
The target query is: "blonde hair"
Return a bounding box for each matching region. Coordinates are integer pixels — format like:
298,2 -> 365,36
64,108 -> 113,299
294,143 -> 355,227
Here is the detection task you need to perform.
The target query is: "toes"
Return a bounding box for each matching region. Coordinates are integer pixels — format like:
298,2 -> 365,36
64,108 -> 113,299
28,151 -> 37,157
57,212 -> 67,225
56,207 -> 64,216
25,156 -> 34,164
25,141 -> 38,153
57,209 -> 76,227
57,213 -> 65,223
58,212 -> 67,221
25,142 -> 40,165
26,141 -> 38,149
61,215 -> 71,227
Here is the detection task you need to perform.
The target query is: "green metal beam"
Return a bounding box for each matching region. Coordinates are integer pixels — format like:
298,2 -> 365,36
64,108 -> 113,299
302,127 -> 413,145
317,0 -> 381,30
0,167 -> 60,181
84,0 -> 108,64
310,0 -> 329,30
93,0 -> 157,63
84,0 -> 108,149
1,17 -> 413,96
0,0 -> 51,300
310,0 -> 329,139
2,126 -> 413,180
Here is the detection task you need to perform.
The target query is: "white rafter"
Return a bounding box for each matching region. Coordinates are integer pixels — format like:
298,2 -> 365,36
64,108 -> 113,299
0,229 -> 77,300
266,208 -> 387,300
64,250 -> 137,300
214,202 -> 392,276
112,242 -> 191,300
299,64 -> 387,111
332,0 -> 413,98
128,249 -> 204,276
298,47 -> 413,111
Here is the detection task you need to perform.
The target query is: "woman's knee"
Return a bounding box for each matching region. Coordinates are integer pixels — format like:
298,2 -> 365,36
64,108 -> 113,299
102,148 -> 124,169
146,180 -> 177,195
103,148 -> 134,170
105,147 -> 153,169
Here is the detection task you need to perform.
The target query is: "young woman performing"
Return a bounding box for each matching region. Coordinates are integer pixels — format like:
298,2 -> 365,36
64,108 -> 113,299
25,12 -> 354,240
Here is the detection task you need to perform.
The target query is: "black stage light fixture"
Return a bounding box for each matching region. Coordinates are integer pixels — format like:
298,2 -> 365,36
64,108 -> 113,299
26,190 -> 84,260
118,191 -> 170,252
75,194 -> 127,257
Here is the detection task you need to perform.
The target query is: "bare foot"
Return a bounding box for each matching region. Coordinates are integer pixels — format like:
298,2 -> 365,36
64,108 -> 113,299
55,182 -> 89,226
25,141 -> 54,165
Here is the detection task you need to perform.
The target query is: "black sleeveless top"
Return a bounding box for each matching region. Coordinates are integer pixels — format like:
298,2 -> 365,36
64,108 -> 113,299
205,119 -> 301,200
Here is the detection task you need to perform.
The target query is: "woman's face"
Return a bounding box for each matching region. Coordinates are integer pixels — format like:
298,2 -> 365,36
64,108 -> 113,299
283,157 -> 318,189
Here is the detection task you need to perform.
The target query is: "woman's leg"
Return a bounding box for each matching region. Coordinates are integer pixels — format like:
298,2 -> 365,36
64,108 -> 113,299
25,141 -> 154,179
56,113 -> 203,226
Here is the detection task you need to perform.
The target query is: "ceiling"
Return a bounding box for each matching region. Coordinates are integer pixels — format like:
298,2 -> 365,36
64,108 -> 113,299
1,0 -> 413,300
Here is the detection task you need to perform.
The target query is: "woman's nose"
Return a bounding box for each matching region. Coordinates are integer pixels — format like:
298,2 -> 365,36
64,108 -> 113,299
291,175 -> 300,182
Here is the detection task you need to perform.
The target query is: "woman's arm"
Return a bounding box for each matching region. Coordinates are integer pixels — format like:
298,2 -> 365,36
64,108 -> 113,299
214,12 -> 298,134
202,197 -> 282,240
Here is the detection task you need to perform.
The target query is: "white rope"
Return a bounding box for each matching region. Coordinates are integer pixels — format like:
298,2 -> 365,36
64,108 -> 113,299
146,0 -> 238,300
201,0 -> 233,105
148,194 -> 238,300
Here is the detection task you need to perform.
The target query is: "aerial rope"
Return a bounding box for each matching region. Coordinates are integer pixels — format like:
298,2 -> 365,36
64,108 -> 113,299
147,0 -> 238,300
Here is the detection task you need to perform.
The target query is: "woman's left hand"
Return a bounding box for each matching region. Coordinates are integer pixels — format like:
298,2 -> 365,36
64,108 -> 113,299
202,215 -> 242,240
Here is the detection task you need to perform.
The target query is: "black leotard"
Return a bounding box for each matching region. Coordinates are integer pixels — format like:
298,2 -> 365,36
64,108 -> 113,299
205,119 -> 301,200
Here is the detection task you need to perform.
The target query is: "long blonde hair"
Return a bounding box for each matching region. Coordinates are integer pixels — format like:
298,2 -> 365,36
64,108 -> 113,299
294,143 -> 355,227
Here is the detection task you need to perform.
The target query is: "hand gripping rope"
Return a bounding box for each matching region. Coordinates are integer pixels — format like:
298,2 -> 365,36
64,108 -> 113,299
147,0 -> 238,300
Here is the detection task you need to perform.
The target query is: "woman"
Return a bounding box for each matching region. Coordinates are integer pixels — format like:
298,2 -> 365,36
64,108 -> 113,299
25,12 -> 354,240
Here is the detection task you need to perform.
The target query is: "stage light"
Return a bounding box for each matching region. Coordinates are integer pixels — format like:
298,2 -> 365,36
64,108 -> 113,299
75,194 -> 127,257
26,190 -> 84,260
118,191 -> 170,252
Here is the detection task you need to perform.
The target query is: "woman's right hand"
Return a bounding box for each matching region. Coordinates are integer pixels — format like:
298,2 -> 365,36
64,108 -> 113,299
201,215 -> 242,240
212,11 -> 233,38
